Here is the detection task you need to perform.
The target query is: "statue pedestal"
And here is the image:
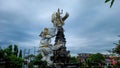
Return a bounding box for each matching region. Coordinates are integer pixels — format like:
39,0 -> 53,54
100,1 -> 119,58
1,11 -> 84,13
52,46 -> 70,63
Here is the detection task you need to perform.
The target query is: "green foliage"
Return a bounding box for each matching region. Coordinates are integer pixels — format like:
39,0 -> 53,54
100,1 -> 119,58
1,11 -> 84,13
110,0 -> 115,8
9,54 -> 24,68
14,44 -> 18,56
86,58 -> 92,67
8,44 -> 12,51
1,44 -> 24,68
4,45 -> 13,56
70,56 -> 78,63
88,53 -> 105,63
35,53 -> 42,60
28,53 -> 47,68
19,49 -> 22,58
87,53 -> 105,67
32,53 -> 43,64
113,40 -> 120,55
105,0 -> 115,8
105,0 -> 111,3
0,47 -> 5,58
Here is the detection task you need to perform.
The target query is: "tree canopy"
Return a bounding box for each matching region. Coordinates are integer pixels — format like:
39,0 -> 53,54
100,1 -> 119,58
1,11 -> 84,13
0,44 -> 23,68
88,53 -> 105,63
113,39 -> 120,55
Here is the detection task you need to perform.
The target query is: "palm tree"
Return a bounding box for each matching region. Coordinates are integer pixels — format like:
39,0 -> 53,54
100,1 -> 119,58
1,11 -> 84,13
105,0 -> 115,8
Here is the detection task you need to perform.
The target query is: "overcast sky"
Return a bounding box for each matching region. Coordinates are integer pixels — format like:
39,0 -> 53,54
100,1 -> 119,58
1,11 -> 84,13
0,0 -> 120,56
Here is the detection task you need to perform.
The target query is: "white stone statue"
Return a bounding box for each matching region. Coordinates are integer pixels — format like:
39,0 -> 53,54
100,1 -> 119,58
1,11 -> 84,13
39,27 -> 62,66
39,27 -> 55,66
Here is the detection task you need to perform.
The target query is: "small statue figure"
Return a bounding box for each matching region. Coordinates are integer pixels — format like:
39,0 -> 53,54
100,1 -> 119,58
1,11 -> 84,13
51,8 -> 69,27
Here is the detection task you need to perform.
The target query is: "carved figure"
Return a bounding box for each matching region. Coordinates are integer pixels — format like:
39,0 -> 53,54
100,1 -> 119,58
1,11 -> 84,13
39,27 -> 62,66
51,8 -> 69,27
39,27 -> 55,66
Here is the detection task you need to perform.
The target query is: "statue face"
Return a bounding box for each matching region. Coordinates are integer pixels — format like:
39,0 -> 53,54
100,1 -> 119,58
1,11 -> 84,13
43,28 -> 49,35
44,28 -> 48,32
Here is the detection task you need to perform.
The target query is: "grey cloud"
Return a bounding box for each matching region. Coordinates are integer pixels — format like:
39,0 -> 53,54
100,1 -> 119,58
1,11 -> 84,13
0,0 -> 120,55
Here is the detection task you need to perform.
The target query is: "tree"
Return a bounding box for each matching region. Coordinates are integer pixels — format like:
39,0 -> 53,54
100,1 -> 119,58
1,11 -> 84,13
28,53 -> 47,68
32,53 -> 43,64
87,53 -> 105,67
105,0 -> 115,8
0,47 -> 5,59
14,44 -> 18,56
88,53 -> 105,63
70,56 -> 78,63
2,44 -> 24,68
9,54 -> 23,68
19,49 -> 22,58
4,44 -> 13,56
113,40 -> 120,55
8,44 -> 12,51
34,53 -> 47,68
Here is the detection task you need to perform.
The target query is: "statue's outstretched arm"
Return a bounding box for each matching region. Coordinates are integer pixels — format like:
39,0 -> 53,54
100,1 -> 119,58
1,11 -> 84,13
62,12 -> 69,21
39,31 -> 43,37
